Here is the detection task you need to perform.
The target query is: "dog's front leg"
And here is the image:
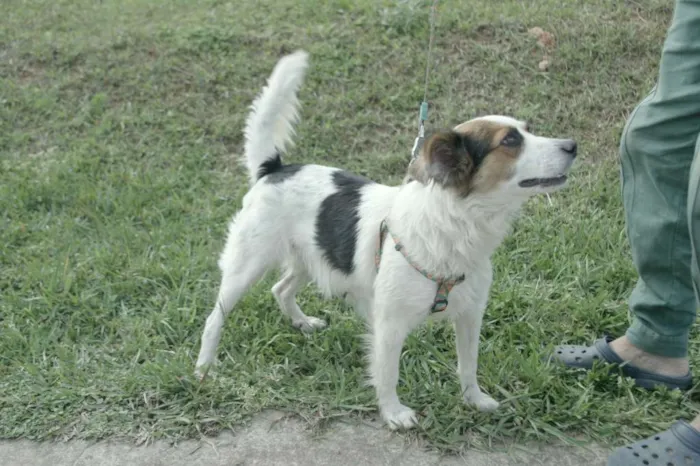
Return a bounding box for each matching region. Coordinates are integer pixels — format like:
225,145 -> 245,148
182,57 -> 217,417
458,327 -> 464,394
454,310 -> 499,412
351,296 -> 372,321
369,298 -> 423,430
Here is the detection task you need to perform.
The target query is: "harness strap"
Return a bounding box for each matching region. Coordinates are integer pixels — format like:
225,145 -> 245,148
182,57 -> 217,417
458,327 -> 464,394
375,220 -> 465,313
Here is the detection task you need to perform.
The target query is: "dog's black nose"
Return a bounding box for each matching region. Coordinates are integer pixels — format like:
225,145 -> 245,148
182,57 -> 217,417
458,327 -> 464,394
560,139 -> 577,158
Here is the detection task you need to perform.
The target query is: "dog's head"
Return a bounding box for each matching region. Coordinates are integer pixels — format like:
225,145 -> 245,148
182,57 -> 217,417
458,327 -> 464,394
406,115 -> 576,198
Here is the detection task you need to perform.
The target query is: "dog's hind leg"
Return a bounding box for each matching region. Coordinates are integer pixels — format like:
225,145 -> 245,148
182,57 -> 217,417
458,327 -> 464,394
194,263 -> 267,378
194,219 -> 276,379
271,264 -> 326,333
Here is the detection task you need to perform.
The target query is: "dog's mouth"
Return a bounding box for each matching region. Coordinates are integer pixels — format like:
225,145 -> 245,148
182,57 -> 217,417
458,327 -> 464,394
518,175 -> 568,188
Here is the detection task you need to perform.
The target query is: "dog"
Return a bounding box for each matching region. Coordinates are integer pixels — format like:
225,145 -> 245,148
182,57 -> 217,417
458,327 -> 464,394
194,50 -> 577,430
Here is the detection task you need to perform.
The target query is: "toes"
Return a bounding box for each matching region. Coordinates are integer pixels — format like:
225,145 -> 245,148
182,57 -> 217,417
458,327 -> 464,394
475,396 -> 499,412
194,365 -> 208,381
383,406 -> 419,430
464,390 -> 500,412
306,316 -> 327,329
293,316 -> 327,333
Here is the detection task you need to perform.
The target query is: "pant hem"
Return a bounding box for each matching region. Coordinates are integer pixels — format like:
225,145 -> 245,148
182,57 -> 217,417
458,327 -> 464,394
626,319 -> 689,358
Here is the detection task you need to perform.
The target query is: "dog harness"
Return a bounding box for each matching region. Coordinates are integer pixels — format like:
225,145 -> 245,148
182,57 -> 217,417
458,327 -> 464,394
375,220 -> 465,313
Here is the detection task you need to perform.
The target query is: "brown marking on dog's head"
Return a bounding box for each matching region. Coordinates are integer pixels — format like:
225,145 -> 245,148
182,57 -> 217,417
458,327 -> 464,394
405,131 -> 474,194
406,119 -> 525,196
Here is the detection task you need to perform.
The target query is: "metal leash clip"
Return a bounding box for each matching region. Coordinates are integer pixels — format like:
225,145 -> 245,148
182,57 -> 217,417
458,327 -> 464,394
411,124 -> 425,160
411,101 -> 429,160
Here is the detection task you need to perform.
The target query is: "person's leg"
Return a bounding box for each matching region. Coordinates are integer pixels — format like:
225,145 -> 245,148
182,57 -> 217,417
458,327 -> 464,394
605,70 -> 700,466
615,0 -> 700,362
552,0 -> 700,388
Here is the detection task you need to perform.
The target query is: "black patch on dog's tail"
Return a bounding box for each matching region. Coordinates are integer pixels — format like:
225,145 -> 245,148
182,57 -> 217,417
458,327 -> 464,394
257,152 -> 305,184
257,153 -> 283,180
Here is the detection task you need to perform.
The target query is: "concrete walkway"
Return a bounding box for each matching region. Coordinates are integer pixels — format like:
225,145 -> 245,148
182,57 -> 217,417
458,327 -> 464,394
2,410 -> 608,466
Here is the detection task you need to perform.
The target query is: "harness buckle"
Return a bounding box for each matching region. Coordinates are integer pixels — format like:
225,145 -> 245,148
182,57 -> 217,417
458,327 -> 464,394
431,298 -> 449,313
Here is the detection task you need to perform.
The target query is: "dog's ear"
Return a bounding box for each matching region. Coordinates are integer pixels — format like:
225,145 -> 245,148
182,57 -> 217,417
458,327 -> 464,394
424,131 -> 469,174
409,131 -> 480,192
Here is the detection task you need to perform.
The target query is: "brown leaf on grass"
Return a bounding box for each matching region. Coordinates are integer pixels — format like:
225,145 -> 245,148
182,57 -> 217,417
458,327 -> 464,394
529,27 -> 555,71
528,27 -> 556,49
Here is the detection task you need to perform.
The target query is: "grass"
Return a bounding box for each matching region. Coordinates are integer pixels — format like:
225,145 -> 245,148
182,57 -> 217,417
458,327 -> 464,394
1,0 -> 698,453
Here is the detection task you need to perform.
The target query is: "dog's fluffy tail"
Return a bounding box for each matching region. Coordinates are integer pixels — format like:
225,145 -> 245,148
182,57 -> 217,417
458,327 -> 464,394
243,50 -> 309,185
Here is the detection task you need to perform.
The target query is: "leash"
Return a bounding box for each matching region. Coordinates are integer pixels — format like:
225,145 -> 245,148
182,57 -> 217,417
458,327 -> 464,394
411,0 -> 439,160
405,4 -> 557,209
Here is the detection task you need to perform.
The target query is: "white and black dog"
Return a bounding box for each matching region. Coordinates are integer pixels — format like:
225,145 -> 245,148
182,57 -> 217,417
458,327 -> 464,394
195,50 -> 576,430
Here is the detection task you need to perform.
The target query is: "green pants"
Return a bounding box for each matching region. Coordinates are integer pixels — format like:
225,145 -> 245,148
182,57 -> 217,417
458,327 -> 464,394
622,0 -> 700,358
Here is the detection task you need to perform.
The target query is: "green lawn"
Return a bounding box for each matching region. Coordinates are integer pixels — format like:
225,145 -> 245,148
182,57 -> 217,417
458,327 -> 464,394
1,0 -> 696,453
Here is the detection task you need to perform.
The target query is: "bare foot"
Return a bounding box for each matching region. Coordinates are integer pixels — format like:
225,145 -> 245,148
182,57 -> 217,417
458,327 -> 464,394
609,336 -> 689,378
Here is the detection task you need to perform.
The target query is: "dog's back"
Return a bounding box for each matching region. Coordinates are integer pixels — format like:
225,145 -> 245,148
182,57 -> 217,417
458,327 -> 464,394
232,49 -> 397,298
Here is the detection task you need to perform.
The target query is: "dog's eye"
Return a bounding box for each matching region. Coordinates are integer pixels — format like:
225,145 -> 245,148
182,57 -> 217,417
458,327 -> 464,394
501,130 -> 523,147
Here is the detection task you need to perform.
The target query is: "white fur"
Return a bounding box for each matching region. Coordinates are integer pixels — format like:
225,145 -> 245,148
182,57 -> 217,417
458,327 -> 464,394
194,51 -> 575,430
243,50 -> 308,186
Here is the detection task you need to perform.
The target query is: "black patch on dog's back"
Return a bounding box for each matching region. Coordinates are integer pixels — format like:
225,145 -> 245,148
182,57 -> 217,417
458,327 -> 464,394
315,171 -> 373,275
258,153 -> 304,184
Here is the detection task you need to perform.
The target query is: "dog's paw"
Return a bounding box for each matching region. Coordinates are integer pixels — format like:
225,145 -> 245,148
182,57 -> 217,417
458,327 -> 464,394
293,316 -> 327,333
474,395 -> 499,412
463,389 -> 499,412
381,405 -> 419,430
194,358 -> 219,381
194,365 -> 208,381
